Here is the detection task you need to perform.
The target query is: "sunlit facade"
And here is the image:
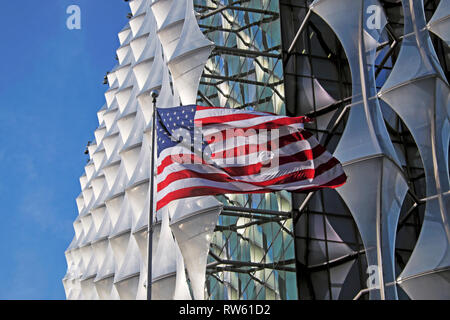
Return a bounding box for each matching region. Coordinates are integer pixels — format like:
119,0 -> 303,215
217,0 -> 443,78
63,0 -> 449,300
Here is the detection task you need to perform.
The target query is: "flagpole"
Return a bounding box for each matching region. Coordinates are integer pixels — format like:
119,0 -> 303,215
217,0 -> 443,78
147,89 -> 159,301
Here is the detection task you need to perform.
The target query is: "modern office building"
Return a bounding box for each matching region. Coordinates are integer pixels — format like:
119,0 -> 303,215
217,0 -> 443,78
63,0 -> 449,300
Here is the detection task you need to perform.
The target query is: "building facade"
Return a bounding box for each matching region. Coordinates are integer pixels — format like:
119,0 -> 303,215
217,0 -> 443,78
63,0 -> 449,300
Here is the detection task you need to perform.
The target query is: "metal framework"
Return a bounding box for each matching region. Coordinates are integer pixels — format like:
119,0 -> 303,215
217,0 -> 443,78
278,0 -> 449,300
194,0 -> 449,300
194,0 -> 298,300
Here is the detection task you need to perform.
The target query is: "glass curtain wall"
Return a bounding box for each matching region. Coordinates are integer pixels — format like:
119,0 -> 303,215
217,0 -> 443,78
194,0 -> 298,300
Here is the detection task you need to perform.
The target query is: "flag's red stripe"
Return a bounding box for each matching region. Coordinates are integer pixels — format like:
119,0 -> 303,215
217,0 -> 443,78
196,105 -> 223,110
157,156 -> 341,192
195,113 -> 265,125
197,115 -> 311,129
157,143 -> 327,178
156,172 -> 347,211
208,131 -> 316,159
157,153 -> 204,175
211,143 -> 327,168
196,105 -> 279,116
204,127 -> 313,144
157,154 -> 263,177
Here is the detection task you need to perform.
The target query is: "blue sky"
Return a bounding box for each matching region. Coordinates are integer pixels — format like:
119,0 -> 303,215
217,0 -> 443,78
0,1 -> 129,299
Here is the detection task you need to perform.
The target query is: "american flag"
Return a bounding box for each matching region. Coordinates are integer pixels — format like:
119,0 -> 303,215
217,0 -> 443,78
155,105 -> 346,211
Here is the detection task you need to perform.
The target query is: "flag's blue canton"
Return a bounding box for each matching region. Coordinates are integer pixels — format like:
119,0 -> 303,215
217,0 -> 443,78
156,105 -> 198,157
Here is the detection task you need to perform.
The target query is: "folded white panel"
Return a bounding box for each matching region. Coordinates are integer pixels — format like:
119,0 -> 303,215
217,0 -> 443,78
138,41 -> 165,96
152,274 -> 177,300
130,13 -> 147,37
94,241 -> 116,282
378,0 -> 450,299
134,0 -> 150,17
118,24 -> 132,46
129,0 -> 145,16
135,258 -> 148,300
130,34 -> 150,63
336,156 -> 408,299
134,25 -> 158,65
116,44 -> 131,66
92,150 -> 106,172
133,186 -> 152,233
110,284 -> 121,300
127,182 -> 149,231
150,209 -> 179,300
157,60 -> 180,109
167,0 -> 214,105
121,110 -> 146,153
105,164 -> 129,200
110,194 -> 132,238
80,278 -> 99,300
105,194 -> 124,228
94,276 -> 114,300
73,220 -> 85,247
134,7 -> 154,39
134,221 -> 162,264
157,0 -> 187,60
102,139 -> 123,169
90,176 -> 105,200
79,175 -> 88,191
105,88 -> 118,108
81,217 -> 97,248
84,163 -> 96,183
115,235 -> 141,283
87,143 -> 98,161
116,87 -> 134,114
91,180 -> 110,210
169,196 -> 223,300
151,0 -> 174,29
128,132 -> 151,189
115,64 -> 132,88
115,275 -> 140,300
120,144 -> 142,179
102,108 -> 119,134
133,58 -> 155,90
67,280 -> 82,300
173,243 -> 192,299
79,241 -> 93,268
91,204 -> 106,232
107,70 -> 118,89
75,194 -> 85,215
93,210 -> 112,243
110,232 -> 131,277
428,0 -> 450,45
152,210 -> 177,280
103,162 -> 120,190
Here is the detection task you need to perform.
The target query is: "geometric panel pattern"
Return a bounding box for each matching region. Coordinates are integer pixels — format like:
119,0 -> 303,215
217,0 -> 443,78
63,0 -> 220,300
64,0 -> 449,300
280,0 -> 449,300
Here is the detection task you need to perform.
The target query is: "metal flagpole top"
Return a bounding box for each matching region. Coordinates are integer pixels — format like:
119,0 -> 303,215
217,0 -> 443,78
151,89 -> 159,100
